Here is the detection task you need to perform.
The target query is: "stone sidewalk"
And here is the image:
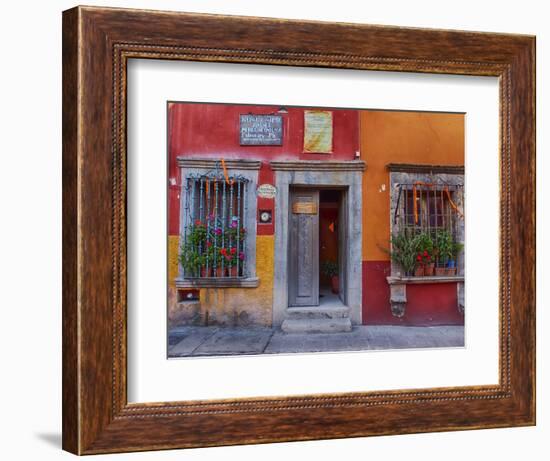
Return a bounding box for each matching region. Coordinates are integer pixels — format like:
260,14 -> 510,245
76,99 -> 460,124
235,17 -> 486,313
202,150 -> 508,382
168,325 -> 464,358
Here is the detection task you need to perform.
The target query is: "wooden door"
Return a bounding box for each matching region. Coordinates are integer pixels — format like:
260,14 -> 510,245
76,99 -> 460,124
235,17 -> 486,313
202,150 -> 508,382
337,190 -> 347,304
288,189 -> 320,307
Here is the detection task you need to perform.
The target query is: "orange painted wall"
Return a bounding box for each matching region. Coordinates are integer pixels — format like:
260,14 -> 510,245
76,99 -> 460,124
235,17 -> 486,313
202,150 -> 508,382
360,110 -> 465,261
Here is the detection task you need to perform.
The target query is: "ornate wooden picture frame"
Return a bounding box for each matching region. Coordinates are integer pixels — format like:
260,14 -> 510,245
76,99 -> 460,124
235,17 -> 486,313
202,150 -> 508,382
62,5 -> 535,455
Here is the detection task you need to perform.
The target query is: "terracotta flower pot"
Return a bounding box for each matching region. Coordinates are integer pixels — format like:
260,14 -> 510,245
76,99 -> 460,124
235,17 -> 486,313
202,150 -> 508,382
414,265 -> 424,277
229,266 -> 238,277
435,266 -> 447,276
200,266 -> 211,278
330,275 -> 340,294
424,262 -> 435,276
215,267 -> 225,278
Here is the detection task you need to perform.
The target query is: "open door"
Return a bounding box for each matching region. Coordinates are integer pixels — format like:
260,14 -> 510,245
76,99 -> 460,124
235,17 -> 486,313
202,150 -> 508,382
337,190 -> 347,304
288,189 -> 320,307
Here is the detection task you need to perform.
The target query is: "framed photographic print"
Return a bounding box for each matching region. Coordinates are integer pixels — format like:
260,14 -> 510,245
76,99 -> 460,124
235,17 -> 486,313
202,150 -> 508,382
62,5 -> 535,455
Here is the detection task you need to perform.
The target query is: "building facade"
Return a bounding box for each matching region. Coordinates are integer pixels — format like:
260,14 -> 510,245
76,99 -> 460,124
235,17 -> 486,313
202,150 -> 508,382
168,103 -> 465,332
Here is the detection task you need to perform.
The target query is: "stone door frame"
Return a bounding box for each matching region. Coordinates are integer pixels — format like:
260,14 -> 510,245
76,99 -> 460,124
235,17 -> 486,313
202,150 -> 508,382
270,161 -> 365,326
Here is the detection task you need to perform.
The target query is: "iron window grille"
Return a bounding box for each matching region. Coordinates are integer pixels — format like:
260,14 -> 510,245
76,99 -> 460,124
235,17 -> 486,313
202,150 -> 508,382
393,182 -> 464,267
180,172 -> 249,279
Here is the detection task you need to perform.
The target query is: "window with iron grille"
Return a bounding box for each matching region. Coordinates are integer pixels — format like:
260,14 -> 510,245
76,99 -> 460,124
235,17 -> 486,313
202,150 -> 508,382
392,180 -> 464,274
179,174 -> 249,279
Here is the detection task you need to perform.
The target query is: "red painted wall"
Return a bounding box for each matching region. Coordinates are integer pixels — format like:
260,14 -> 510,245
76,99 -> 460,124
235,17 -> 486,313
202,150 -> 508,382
362,261 -> 464,326
168,103 -> 359,236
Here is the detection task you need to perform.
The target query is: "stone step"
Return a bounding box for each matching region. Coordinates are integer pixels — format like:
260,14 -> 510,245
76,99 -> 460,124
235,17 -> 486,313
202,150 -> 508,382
281,317 -> 352,334
286,305 -> 351,320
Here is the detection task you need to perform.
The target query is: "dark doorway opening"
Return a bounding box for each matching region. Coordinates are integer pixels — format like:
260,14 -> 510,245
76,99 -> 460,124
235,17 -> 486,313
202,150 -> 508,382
319,189 -> 343,306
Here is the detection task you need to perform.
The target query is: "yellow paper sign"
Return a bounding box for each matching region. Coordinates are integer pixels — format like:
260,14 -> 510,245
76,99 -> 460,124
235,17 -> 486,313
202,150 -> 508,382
304,110 -> 333,153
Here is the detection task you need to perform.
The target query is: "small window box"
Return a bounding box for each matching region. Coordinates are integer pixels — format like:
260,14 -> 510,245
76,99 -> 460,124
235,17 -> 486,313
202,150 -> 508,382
387,275 -> 464,285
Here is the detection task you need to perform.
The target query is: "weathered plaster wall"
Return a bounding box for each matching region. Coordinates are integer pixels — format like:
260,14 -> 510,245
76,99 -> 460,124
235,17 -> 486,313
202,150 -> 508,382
168,103 -> 359,235
360,110 -> 465,261
169,235 -> 274,327
168,103 -> 359,327
359,110 -> 465,325
167,105 -> 464,328
199,235 -> 275,326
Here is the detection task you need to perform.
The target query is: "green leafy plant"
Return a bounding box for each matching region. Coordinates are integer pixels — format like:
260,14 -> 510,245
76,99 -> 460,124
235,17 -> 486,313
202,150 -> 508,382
186,220 -> 207,245
321,260 -> 339,278
178,242 -> 205,276
434,229 -> 453,265
179,221 -> 210,275
384,230 -> 422,276
179,217 -> 247,277
451,241 -> 464,260
416,232 -> 434,257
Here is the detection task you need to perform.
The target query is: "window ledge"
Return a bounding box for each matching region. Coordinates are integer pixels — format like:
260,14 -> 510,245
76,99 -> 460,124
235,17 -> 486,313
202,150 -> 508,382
387,275 -> 464,285
175,277 -> 259,288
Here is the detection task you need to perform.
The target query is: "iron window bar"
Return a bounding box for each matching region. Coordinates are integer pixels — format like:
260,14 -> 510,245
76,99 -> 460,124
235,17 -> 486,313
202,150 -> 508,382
392,182 -> 464,271
393,183 -> 464,229
181,168 -> 249,280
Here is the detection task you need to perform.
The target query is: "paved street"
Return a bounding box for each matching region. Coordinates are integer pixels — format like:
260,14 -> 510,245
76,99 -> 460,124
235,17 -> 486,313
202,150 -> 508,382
168,325 -> 464,358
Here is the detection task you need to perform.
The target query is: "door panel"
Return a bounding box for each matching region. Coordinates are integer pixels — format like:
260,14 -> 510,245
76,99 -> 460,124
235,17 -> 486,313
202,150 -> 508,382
288,189 -> 319,307
338,191 -> 347,304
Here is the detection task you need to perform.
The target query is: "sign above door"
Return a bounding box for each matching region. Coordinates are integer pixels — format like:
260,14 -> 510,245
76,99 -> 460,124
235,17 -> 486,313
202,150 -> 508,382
292,201 -> 318,214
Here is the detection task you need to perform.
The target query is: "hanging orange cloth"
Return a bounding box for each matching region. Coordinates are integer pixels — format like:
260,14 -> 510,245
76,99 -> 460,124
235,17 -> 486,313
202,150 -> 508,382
412,181 -> 433,225
221,159 -> 234,186
411,181 -> 463,224
444,186 -> 464,219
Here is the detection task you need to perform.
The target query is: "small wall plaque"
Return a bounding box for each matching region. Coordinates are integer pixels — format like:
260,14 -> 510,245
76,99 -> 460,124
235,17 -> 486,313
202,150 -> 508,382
240,114 -> 283,145
257,183 -> 277,199
292,201 -> 318,214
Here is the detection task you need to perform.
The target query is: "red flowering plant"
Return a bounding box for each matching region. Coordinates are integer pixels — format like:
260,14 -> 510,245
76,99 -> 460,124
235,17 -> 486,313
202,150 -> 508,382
221,216 -> 247,272
415,232 -> 435,276
179,214 -> 247,277
416,250 -> 432,265
219,246 -> 238,265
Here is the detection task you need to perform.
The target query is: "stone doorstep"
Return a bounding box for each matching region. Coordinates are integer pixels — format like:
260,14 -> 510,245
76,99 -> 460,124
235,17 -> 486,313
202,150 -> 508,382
285,305 -> 351,320
281,318 -> 352,334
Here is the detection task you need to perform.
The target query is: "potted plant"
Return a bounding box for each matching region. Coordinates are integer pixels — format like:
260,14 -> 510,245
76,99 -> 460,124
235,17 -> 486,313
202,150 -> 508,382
321,260 -> 339,294
384,230 -> 421,277
227,251 -> 245,277
434,230 -> 452,276
416,232 -> 434,276
179,243 -> 202,277
223,246 -> 242,277
414,255 -> 425,277
446,241 -> 464,275
178,220 -> 210,277
198,254 -> 210,278
210,247 -> 225,277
